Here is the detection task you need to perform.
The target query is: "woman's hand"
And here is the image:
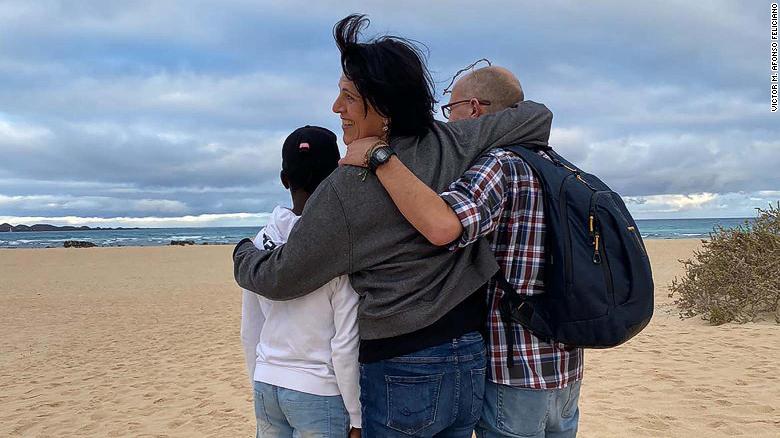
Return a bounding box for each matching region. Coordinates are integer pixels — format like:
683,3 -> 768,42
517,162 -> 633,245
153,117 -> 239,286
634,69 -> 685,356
339,136 -> 383,167
348,427 -> 361,438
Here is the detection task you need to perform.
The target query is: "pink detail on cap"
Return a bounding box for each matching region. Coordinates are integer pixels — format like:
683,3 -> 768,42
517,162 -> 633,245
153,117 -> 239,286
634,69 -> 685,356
299,142 -> 310,150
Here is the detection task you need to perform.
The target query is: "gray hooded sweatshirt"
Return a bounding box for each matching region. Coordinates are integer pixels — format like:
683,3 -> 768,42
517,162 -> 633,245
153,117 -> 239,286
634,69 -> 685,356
234,101 -> 552,340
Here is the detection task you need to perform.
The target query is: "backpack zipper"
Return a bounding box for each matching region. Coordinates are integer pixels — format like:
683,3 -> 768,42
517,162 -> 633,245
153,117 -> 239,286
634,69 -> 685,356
589,193 -> 599,245
588,191 -> 610,247
591,214 -> 614,305
627,225 -> 647,256
598,225 -> 615,305
589,194 -> 614,306
607,195 -> 648,256
560,173 -> 574,286
558,157 -> 600,287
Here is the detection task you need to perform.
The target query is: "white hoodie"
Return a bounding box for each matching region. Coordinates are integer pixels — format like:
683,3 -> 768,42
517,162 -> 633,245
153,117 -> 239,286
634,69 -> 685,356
240,206 -> 361,427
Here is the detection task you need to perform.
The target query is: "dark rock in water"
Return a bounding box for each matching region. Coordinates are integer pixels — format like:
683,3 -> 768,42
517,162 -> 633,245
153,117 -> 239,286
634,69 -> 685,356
64,240 -> 97,248
170,240 -> 195,246
31,224 -> 90,231
0,223 -> 139,232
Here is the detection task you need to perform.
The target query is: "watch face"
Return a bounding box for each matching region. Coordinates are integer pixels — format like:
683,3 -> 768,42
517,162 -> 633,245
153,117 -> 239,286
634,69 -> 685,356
376,150 -> 389,160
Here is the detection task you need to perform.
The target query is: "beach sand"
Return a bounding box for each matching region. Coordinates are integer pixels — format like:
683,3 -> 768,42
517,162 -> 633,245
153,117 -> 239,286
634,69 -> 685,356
1,240 -> 778,437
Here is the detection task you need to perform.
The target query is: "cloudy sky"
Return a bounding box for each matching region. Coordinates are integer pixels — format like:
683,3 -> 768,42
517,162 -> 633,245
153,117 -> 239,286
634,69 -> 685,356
1,0 -> 777,227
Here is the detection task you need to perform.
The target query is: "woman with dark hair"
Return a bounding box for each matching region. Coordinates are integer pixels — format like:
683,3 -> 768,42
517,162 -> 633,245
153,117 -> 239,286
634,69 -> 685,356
332,14 -> 436,142
234,14 -> 553,437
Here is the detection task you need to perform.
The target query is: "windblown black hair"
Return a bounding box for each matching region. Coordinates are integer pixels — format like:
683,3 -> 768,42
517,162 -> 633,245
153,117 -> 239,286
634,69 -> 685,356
334,14 -> 436,138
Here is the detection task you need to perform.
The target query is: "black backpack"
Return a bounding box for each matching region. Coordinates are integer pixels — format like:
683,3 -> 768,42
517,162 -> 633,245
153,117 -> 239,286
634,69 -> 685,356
497,144 -> 654,365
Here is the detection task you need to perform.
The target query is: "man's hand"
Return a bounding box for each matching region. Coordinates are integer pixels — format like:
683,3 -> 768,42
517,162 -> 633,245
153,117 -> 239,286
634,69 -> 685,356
348,427 -> 361,438
339,136 -> 383,167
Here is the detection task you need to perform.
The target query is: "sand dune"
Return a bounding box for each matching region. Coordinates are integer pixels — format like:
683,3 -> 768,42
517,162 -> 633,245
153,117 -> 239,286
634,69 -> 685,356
1,241 -> 778,437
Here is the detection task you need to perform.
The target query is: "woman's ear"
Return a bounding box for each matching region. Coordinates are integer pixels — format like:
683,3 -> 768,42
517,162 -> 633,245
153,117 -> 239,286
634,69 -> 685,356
280,170 -> 290,189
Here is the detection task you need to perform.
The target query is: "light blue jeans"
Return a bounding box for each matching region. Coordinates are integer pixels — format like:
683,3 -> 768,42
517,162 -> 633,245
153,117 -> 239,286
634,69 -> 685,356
253,380 -> 350,438
475,380 -> 581,438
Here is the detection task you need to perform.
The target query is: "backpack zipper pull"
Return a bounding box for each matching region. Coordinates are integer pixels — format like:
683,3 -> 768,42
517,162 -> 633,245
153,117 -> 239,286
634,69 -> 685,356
593,233 -> 602,264
589,214 -> 595,243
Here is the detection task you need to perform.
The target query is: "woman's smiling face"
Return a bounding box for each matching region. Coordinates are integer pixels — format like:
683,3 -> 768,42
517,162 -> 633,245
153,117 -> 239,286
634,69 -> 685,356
332,75 -> 385,145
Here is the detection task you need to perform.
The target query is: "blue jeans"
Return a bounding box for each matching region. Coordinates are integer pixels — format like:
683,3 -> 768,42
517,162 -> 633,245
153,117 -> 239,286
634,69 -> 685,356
359,331 -> 487,437
475,380 -> 581,438
253,381 -> 350,437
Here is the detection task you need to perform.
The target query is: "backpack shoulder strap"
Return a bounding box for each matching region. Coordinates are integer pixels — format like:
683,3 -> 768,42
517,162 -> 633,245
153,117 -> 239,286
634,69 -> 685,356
502,144 -> 572,171
502,144 -> 558,175
495,268 -> 541,367
502,143 -> 550,158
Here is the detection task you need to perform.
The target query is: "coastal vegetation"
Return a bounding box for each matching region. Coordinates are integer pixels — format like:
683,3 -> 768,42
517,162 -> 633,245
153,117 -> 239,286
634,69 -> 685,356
669,203 -> 780,324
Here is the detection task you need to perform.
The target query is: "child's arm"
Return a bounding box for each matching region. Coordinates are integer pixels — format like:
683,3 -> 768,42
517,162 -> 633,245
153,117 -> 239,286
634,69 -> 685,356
240,290 -> 265,386
330,276 -> 362,430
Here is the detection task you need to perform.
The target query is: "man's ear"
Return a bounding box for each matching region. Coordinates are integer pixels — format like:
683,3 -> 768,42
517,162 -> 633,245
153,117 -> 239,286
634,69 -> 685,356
280,170 -> 290,189
470,98 -> 482,119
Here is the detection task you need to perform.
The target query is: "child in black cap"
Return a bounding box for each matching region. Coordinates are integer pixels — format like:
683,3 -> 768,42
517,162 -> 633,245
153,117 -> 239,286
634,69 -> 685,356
240,126 -> 362,437
279,125 -> 342,216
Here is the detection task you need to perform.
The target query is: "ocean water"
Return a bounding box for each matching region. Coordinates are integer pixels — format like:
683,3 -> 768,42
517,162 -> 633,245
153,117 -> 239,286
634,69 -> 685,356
0,218 -> 753,249
0,227 -> 258,249
635,218 -> 751,239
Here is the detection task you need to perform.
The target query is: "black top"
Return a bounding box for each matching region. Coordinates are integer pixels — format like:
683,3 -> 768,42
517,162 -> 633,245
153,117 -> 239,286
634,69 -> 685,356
358,286 -> 487,363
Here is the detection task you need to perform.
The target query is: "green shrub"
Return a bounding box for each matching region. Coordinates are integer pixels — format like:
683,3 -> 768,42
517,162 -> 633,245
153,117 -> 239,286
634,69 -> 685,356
668,203 -> 780,325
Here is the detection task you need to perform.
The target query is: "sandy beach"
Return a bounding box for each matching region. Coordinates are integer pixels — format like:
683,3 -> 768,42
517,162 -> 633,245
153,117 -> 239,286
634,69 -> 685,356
0,240 -> 778,437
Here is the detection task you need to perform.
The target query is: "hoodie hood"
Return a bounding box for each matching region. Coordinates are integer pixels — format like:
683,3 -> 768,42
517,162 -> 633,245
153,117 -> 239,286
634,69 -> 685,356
252,206 -> 300,249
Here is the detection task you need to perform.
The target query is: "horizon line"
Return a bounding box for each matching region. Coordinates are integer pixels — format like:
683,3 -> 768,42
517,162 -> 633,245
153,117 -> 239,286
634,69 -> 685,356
0,216 -> 757,230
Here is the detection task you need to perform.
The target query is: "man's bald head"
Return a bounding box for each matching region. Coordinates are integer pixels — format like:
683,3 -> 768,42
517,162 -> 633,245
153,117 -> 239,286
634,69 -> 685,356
449,66 -> 524,119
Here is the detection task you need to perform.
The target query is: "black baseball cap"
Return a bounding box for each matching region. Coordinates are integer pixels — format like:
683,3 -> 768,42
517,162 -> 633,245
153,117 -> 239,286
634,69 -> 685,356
281,125 -> 340,193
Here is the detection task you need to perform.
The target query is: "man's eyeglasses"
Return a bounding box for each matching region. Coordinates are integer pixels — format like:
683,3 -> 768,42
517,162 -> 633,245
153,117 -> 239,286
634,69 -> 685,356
441,99 -> 491,120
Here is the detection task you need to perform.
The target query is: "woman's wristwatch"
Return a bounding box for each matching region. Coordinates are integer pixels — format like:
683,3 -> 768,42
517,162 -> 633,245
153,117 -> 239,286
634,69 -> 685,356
367,143 -> 396,173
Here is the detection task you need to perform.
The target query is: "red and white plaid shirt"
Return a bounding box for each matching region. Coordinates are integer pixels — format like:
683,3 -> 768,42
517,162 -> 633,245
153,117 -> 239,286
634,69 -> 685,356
440,148 -> 583,389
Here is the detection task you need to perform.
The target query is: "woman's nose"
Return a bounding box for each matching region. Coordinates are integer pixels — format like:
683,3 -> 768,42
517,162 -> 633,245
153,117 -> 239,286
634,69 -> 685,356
332,96 -> 342,114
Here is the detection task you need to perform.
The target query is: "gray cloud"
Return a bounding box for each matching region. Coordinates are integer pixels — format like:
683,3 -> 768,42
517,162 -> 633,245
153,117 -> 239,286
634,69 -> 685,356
550,128 -> 780,196
0,0 -> 777,225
